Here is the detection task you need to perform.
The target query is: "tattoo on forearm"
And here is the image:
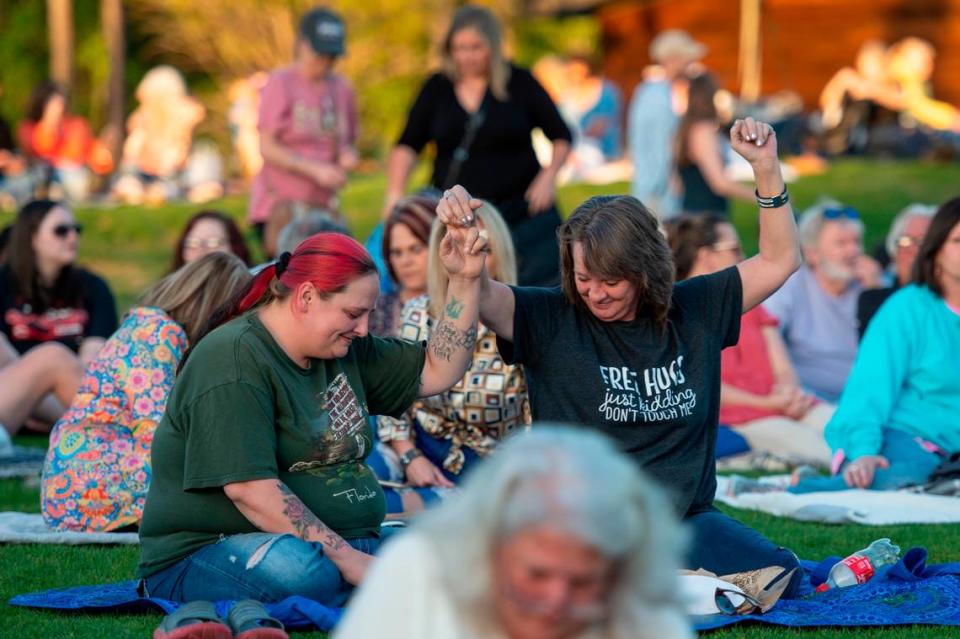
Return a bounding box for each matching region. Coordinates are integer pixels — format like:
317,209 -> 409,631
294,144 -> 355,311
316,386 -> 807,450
277,482 -> 346,551
430,319 -> 478,361
444,296 -> 465,320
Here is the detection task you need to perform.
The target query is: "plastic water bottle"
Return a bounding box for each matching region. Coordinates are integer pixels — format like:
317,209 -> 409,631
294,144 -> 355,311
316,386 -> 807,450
815,538 -> 901,593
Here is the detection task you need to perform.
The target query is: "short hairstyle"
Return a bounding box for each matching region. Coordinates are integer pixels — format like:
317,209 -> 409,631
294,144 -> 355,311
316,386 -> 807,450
382,195 -> 438,285
142,251 -> 252,343
885,203 -> 936,257
172,210 -> 251,271
912,197 -> 960,297
797,199 -> 864,250
427,201 -> 517,318
415,426 -> 692,639
559,195 -> 674,328
664,213 -> 728,280
441,4 -> 510,101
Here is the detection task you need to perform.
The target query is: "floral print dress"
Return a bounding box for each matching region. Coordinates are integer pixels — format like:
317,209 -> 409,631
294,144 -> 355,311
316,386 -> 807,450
41,307 -> 187,532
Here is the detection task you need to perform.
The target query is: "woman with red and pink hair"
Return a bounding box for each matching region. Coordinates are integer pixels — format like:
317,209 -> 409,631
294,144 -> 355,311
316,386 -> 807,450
137,228 -> 488,609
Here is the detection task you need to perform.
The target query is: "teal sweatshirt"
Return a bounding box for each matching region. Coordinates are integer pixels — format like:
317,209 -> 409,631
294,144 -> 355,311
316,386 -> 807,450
825,284 -> 960,460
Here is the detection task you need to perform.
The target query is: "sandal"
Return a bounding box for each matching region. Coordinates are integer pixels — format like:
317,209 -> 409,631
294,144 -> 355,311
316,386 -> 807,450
154,600 -> 233,639
227,600 -> 288,639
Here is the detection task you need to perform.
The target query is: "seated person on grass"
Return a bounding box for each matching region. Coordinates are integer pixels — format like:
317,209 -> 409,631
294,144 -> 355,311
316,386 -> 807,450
790,198 -> 960,494
762,201 -> 883,402
0,200 -> 117,438
858,202 -> 934,337
137,230 -> 487,604
437,117 -> 805,598
374,201 -> 530,513
41,252 -> 251,532
667,214 -> 834,469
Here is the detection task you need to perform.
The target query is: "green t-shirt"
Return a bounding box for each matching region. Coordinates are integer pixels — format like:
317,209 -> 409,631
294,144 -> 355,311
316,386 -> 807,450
138,312 -> 425,577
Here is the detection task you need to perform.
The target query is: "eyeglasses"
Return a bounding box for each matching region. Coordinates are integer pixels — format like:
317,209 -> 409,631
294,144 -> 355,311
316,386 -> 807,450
710,240 -> 743,254
183,237 -> 228,250
714,588 -> 764,615
822,206 -> 860,221
53,223 -> 83,238
896,235 -> 924,249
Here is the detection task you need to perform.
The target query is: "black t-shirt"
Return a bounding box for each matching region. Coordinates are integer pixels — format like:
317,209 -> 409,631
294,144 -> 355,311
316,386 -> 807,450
857,285 -> 897,340
0,265 -> 118,354
396,65 -> 572,208
0,115 -> 14,178
498,267 -> 743,516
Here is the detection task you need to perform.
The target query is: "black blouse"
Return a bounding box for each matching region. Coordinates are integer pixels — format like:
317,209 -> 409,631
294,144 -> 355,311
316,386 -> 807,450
397,65 -> 572,207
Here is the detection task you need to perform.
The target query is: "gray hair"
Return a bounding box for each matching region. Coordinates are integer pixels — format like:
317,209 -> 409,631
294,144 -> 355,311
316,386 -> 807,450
414,426 -> 692,639
797,198 -> 865,249
276,210 -> 350,255
885,203 -> 936,256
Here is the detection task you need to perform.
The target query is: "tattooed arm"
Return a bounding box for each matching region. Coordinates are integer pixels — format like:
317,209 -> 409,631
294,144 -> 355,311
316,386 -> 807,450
223,478 -> 372,585
417,278 -> 482,397
416,200 -> 487,397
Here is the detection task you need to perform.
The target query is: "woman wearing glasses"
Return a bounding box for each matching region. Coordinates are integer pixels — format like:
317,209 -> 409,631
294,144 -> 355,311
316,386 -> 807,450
171,210 -> 251,271
0,199 -> 117,438
667,214 -> 833,469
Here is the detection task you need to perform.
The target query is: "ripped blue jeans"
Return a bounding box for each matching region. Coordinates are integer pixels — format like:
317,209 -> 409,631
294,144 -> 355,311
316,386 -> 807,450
142,529 -> 397,605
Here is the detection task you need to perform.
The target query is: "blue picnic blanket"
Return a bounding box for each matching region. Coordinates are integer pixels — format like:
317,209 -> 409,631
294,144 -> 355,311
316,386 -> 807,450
10,548 -> 960,632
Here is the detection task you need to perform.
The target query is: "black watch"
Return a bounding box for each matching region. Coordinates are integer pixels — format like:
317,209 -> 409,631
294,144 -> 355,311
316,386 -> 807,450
399,448 -> 424,468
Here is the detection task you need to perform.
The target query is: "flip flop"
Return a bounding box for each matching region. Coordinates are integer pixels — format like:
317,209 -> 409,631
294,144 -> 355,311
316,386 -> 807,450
154,600 -> 233,639
227,600 -> 288,639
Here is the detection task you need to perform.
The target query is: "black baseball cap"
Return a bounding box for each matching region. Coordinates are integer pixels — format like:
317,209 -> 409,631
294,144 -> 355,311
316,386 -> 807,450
299,8 -> 346,56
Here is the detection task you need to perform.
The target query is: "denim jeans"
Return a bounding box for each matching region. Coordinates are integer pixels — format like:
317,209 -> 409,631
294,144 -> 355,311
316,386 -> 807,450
789,428 -> 942,494
143,528 -> 397,605
685,508 -> 803,599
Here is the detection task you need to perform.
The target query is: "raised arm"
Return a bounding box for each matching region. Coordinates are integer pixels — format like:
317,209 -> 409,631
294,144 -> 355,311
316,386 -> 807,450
730,118 -> 802,313
416,200 -> 489,397
434,185 -> 517,340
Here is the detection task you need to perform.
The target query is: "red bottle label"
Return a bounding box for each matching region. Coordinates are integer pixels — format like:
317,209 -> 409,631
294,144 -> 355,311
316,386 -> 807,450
841,555 -> 875,584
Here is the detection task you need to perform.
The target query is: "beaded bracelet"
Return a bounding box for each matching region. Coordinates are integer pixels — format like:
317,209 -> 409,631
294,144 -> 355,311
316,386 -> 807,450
755,187 -> 790,209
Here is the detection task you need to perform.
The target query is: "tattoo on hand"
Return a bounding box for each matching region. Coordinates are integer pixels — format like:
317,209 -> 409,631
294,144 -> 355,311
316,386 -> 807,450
430,319 -> 478,361
444,296 -> 465,320
278,482 -> 346,551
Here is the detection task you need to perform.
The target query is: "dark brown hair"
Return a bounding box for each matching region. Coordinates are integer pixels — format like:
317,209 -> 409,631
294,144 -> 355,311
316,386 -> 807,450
912,196 -> 960,297
665,214 -> 728,280
172,210 -> 251,271
559,195 -> 674,328
26,81 -> 65,123
675,72 -> 719,167
382,195 -> 439,285
6,199 -> 83,312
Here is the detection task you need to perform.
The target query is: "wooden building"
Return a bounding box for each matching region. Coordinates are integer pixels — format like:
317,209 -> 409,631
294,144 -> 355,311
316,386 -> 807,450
533,0 -> 960,108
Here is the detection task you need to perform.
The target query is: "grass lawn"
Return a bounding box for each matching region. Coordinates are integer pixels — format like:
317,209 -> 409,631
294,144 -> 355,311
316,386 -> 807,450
2,158 -> 959,637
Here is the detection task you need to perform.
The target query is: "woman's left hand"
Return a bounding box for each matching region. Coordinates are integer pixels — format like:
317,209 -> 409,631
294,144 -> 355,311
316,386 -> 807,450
730,117 -> 778,167
525,169 -> 557,214
437,186 -> 489,280
842,455 -> 890,489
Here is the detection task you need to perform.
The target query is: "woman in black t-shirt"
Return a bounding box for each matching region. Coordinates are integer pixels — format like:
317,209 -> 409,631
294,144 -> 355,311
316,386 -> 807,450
438,117 -> 807,598
0,200 -> 117,361
0,200 -> 117,431
383,4 -> 572,287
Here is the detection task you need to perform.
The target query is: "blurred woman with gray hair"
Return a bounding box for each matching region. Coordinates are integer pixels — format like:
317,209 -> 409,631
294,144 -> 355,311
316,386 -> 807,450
335,427 -> 692,639
858,203 -> 935,337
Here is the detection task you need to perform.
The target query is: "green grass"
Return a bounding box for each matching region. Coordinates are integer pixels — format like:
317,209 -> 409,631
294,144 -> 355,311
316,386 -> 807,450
2,159 -> 960,637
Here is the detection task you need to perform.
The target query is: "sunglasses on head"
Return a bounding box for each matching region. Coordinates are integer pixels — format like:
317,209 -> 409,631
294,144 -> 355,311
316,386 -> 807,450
822,206 -> 860,221
53,223 -> 83,238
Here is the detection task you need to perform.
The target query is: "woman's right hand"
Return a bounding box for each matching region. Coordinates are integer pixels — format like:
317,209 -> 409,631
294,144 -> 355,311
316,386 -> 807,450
405,456 -> 455,488
333,546 -> 374,586
307,161 -> 347,189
